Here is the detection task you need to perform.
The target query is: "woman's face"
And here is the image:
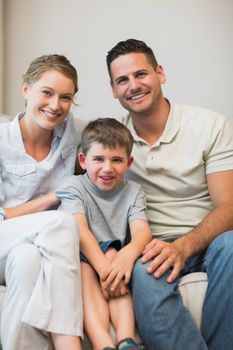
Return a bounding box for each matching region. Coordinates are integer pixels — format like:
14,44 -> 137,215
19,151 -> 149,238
22,69 -> 76,130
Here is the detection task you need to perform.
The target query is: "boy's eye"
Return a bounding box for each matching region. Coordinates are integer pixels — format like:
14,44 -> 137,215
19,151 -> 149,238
93,157 -> 103,162
113,158 -> 123,163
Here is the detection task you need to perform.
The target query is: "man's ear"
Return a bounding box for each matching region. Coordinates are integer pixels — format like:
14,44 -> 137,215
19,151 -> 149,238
127,156 -> 134,168
110,79 -> 118,99
78,152 -> 87,170
156,65 -> 166,84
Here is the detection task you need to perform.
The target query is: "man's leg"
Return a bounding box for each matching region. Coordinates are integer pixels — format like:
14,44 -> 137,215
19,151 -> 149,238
131,259 -> 207,350
202,230 -> 233,350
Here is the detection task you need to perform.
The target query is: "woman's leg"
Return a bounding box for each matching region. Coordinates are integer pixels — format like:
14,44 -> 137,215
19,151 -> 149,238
1,244 -> 53,350
81,262 -> 115,350
51,334 -> 82,350
0,211 -> 83,349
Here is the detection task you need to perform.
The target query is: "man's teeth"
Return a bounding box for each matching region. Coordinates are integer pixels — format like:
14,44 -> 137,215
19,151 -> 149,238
129,93 -> 146,100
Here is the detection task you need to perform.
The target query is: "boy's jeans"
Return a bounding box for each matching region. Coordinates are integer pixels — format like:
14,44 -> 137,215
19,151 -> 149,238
131,231 -> 233,350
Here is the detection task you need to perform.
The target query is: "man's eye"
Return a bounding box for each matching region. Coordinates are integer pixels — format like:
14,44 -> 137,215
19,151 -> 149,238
117,78 -> 127,85
137,72 -> 146,78
113,158 -> 123,163
94,157 -> 103,162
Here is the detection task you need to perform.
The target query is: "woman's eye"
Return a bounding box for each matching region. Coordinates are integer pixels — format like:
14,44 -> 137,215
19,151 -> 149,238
61,95 -> 72,101
42,90 -> 51,96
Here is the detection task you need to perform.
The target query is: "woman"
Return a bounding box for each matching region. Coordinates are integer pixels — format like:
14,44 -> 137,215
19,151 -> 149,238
0,54 -> 85,350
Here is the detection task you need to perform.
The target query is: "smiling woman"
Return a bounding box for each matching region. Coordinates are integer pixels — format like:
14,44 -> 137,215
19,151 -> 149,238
0,54 -> 85,350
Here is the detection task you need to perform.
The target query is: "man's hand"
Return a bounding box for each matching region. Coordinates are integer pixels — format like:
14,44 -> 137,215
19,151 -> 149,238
141,239 -> 186,283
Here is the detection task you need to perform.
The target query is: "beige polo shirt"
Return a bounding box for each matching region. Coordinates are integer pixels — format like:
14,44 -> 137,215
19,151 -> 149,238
118,103 -> 233,239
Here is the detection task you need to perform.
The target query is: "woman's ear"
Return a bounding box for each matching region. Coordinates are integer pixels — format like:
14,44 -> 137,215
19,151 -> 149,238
21,83 -> 30,99
78,152 -> 87,170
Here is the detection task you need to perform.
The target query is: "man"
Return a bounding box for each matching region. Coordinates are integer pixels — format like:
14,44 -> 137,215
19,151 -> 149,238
106,38 -> 233,350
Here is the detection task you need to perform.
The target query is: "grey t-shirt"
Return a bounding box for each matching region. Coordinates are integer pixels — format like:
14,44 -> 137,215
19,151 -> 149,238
56,173 -> 148,244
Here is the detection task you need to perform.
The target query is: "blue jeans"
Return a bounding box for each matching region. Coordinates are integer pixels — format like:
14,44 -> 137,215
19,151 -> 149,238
131,230 -> 233,350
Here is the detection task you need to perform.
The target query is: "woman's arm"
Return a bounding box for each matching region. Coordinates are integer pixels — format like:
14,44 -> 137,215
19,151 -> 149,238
4,192 -> 60,220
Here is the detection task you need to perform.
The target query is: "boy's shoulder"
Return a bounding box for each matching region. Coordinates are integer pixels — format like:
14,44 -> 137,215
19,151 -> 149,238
123,179 -> 143,193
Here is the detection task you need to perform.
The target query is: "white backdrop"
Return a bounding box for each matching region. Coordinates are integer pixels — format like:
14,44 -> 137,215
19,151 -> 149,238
3,0 -> 233,119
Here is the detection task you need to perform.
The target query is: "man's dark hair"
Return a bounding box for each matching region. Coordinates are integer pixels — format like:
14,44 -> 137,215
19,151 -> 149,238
106,39 -> 158,80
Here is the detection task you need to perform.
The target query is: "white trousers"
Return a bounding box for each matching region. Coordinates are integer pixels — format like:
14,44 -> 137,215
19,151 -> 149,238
0,211 -> 83,350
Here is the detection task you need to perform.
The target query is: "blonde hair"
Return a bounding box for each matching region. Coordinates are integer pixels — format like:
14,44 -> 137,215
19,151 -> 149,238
22,54 -> 78,93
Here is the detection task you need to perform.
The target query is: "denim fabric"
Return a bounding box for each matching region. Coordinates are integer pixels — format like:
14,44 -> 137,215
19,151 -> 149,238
131,230 -> 233,350
80,239 -> 122,263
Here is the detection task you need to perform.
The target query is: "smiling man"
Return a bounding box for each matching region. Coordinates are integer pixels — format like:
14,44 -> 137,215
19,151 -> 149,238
106,39 -> 233,350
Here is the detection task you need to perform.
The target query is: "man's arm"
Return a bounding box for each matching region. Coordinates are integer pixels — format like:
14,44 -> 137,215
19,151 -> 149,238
142,169 -> 233,283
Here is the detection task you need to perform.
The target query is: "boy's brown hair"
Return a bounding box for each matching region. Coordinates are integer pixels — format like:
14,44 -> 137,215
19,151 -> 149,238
81,118 -> 133,157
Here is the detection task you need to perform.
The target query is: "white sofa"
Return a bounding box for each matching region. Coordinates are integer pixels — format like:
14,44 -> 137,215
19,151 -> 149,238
0,114 -> 208,348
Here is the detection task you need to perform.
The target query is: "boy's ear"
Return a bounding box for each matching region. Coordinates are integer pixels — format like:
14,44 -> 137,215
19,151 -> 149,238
127,156 -> 134,168
78,152 -> 87,170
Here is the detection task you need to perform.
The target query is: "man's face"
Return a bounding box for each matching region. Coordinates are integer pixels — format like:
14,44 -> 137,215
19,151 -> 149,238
110,53 -> 166,117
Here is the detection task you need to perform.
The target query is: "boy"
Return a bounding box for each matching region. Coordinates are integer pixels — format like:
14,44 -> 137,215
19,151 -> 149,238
56,118 -> 152,350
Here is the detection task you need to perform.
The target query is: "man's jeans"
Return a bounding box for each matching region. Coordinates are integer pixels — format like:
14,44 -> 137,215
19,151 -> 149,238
131,230 -> 233,350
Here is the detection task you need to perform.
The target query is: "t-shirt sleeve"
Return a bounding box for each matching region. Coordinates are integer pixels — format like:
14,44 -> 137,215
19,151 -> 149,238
128,186 -> 148,223
56,175 -> 86,214
205,115 -> 233,174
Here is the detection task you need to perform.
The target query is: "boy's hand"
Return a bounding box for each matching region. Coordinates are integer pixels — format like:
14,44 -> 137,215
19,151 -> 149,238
100,279 -> 129,299
101,248 -> 134,292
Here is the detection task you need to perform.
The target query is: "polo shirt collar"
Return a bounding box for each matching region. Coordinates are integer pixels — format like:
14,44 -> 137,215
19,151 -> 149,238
127,102 -> 181,145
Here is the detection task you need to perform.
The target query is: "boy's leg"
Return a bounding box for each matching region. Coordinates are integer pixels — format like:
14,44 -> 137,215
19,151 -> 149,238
81,261 -> 115,350
109,291 -> 136,344
104,248 -> 137,344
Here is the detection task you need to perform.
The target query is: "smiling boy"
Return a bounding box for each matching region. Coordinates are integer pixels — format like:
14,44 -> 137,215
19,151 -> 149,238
56,118 -> 152,350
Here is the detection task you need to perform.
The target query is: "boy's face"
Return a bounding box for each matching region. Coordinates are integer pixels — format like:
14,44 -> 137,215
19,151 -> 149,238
79,142 -> 133,191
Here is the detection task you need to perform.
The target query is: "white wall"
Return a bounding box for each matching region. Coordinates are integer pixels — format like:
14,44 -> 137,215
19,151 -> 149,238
3,0 -> 233,119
